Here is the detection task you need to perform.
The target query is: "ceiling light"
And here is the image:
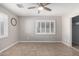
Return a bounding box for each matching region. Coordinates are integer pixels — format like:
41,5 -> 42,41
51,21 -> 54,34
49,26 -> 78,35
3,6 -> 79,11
38,7 -> 44,10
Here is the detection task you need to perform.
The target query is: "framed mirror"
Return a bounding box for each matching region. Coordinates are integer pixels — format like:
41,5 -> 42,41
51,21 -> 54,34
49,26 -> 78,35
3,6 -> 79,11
11,18 -> 17,26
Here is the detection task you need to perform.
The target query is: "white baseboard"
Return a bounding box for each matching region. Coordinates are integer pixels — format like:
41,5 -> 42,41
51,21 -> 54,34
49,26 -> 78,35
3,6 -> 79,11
19,41 -> 62,43
0,41 -> 18,53
62,42 -> 67,46
62,41 -> 79,52
71,46 -> 79,52
62,41 -> 71,47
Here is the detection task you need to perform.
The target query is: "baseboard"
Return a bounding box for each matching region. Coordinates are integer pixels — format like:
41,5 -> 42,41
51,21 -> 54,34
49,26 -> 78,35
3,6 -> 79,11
71,46 -> 79,52
62,42 -> 67,46
62,41 -> 79,52
62,41 -> 71,47
19,41 -> 62,43
0,41 -> 18,53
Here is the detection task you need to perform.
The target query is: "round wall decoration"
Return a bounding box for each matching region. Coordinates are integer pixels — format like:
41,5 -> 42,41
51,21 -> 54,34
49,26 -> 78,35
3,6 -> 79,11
11,18 -> 17,26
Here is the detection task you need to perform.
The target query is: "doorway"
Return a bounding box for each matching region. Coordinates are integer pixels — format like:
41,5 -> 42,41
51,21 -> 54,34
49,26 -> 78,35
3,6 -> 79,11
72,15 -> 79,49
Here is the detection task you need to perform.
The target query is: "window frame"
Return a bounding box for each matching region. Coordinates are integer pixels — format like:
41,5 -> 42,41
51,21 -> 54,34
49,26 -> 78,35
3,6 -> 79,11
35,20 -> 56,34
0,13 -> 8,38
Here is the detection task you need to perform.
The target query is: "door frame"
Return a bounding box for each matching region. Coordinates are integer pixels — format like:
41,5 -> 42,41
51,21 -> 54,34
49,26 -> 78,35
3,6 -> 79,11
71,15 -> 79,47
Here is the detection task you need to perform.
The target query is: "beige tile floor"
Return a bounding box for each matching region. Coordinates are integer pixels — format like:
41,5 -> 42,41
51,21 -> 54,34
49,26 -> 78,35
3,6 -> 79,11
0,42 -> 79,56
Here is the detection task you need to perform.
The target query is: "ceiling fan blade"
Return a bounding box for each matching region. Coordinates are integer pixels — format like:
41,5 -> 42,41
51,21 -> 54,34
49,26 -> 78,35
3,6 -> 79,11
37,3 -> 43,6
28,6 -> 36,9
43,3 -> 50,6
44,7 -> 52,11
38,3 -> 50,6
40,3 -> 43,6
17,4 -> 24,8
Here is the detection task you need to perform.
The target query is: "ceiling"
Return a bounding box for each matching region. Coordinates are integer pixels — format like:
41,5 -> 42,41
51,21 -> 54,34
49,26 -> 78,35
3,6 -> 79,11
1,3 -> 79,16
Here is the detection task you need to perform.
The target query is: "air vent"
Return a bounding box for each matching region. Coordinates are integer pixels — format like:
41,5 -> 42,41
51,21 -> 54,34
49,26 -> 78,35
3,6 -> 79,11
16,4 -> 24,8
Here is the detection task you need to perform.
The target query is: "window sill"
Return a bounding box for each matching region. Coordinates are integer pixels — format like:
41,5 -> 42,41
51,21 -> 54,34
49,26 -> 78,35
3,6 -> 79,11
35,33 -> 56,35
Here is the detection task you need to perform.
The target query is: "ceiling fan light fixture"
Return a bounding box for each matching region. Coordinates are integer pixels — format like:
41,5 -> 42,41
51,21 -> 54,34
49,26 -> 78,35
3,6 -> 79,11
38,7 -> 44,10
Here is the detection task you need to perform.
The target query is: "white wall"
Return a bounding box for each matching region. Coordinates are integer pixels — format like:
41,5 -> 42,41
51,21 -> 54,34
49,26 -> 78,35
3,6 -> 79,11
0,6 -> 18,51
62,10 -> 79,47
18,16 -> 62,42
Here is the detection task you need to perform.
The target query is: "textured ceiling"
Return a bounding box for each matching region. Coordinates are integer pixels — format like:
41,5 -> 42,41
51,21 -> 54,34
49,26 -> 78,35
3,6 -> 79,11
1,3 -> 79,16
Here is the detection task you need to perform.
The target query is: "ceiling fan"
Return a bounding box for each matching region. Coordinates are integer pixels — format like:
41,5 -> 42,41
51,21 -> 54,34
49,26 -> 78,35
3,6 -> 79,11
17,3 -> 52,14
27,3 -> 52,14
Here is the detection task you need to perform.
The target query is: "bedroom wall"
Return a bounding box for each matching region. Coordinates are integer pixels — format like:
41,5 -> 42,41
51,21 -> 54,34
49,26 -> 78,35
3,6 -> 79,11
18,16 -> 62,42
0,6 -> 18,51
62,10 -> 79,47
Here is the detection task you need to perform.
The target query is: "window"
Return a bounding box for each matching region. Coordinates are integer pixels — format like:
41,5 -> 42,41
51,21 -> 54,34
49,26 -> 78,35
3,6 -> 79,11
35,20 -> 55,34
0,13 -> 8,38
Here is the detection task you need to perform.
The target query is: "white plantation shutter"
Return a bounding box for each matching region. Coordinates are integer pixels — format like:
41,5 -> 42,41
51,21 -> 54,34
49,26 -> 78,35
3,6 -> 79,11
35,20 -> 55,34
